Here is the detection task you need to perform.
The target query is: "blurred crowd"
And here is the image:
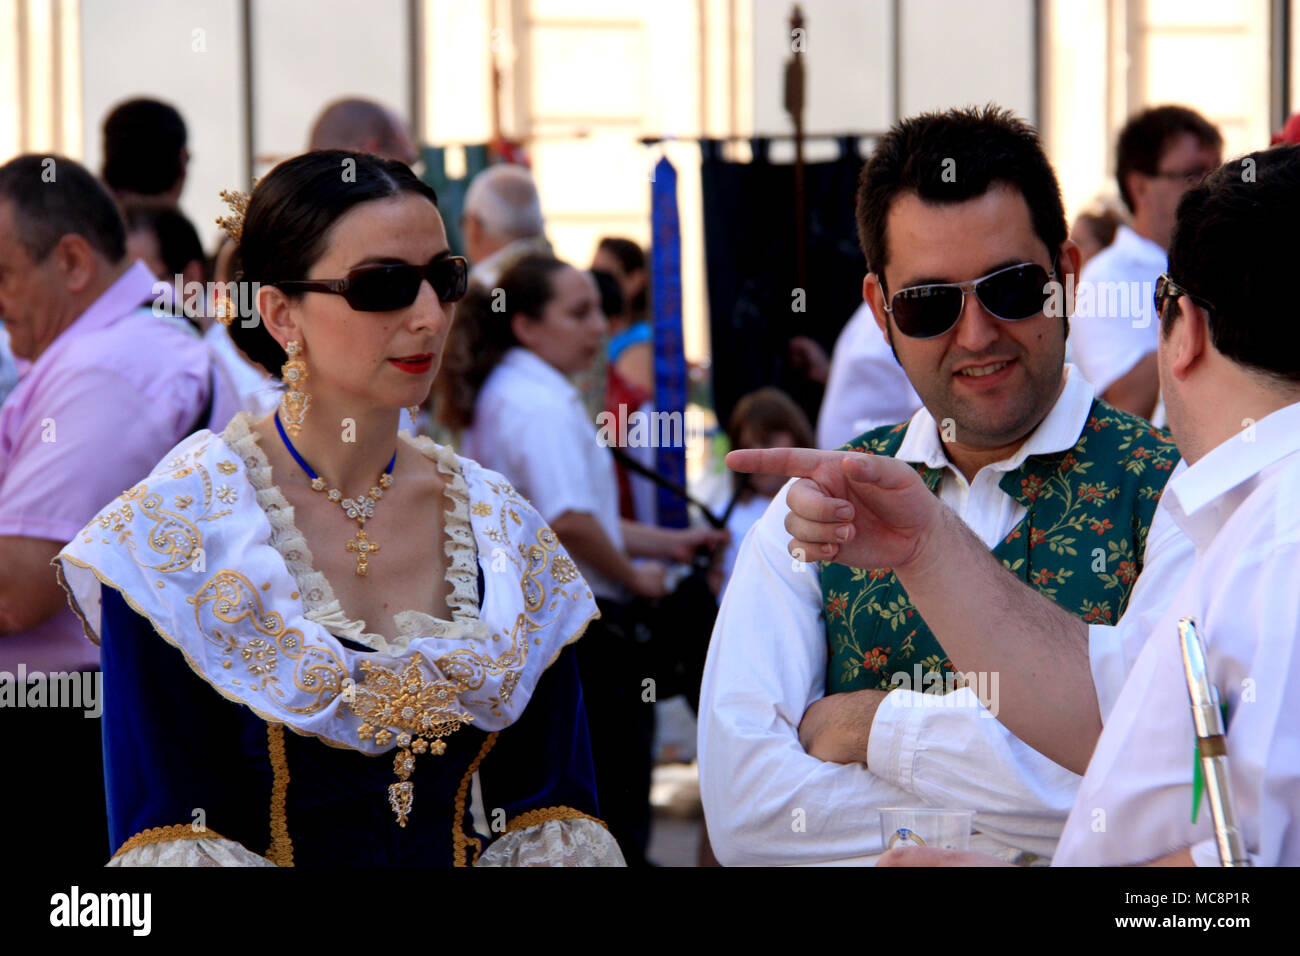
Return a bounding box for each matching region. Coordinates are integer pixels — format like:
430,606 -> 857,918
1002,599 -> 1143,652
1,88 -> 1298,869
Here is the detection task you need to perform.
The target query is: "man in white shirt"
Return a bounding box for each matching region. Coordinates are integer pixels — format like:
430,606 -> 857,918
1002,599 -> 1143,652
698,107 -> 1186,866
738,146 -> 1300,866
816,301 -> 922,449
1069,106 -> 1221,420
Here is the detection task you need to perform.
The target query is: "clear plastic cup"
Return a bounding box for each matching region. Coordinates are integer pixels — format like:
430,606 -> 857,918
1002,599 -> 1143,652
878,808 -> 973,850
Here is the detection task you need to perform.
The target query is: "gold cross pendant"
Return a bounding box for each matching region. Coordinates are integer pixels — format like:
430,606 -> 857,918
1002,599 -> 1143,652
345,527 -> 380,576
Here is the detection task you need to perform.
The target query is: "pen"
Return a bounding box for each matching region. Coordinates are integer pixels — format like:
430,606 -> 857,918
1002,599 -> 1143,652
1178,617 -> 1250,866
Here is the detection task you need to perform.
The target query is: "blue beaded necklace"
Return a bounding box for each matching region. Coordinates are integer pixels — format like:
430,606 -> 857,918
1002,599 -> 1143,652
274,410 -> 396,576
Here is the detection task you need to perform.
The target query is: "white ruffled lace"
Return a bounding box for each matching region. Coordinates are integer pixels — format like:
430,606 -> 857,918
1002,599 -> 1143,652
222,413 -> 481,655
108,835 -> 278,868
475,819 -> 627,867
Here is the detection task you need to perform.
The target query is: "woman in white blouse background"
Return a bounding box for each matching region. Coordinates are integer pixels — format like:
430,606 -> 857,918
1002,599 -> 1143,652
440,254 -> 726,866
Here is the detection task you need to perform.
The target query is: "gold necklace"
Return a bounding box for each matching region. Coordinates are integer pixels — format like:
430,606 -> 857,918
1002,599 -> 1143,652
275,412 -> 395,576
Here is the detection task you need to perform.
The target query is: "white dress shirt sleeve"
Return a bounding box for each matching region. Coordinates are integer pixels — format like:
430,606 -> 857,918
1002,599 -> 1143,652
1089,475 -> 1195,722
698,486 -> 946,866
864,687 -> 1081,857
1190,539 -> 1300,867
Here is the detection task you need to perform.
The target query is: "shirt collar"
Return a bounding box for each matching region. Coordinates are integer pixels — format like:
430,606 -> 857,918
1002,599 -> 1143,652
1162,400 -> 1300,549
501,346 -> 579,399
896,363 -> 1096,476
1111,224 -> 1167,268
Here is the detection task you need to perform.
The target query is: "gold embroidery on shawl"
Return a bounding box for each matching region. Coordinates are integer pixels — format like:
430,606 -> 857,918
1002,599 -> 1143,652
189,570 -> 348,713
266,723 -> 295,867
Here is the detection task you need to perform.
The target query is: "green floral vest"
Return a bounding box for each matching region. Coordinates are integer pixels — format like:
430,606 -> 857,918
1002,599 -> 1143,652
821,399 -> 1180,693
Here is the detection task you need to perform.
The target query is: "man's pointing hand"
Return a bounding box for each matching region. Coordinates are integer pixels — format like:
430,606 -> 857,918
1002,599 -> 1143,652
724,448 -> 943,573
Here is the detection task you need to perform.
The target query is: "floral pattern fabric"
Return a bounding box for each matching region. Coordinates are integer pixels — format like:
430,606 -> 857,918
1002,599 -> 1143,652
822,400 -> 1179,693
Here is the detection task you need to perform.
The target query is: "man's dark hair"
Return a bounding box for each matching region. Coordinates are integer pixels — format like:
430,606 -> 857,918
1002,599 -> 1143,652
1164,145 -> 1300,384
855,105 -> 1067,285
1115,105 -> 1222,213
231,149 -> 440,377
102,98 -> 188,197
0,154 -> 126,263
122,203 -> 206,280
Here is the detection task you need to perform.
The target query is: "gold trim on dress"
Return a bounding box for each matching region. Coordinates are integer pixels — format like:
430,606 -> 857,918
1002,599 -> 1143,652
453,733 -> 498,867
504,806 -> 610,835
266,723 -> 295,867
111,824 -> 234,860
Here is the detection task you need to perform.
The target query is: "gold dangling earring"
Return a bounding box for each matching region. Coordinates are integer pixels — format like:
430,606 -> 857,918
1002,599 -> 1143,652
280,341 -> 310,436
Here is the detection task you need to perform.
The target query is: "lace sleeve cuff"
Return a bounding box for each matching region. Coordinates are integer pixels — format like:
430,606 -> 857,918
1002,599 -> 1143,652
475,815 -> 626,867
107,826 -> 279,868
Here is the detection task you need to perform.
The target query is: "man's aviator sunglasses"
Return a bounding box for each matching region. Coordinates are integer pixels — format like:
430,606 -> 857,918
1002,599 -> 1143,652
882,261 -> 1057,339
273,255 -> 469,312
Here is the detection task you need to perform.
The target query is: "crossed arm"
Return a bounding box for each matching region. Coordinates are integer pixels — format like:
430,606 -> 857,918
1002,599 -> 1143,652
726,448 -> 1100,774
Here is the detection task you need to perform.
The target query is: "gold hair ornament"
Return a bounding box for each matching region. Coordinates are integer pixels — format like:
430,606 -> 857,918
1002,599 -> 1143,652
214,186 -> 252,326
215,187 -> 250,244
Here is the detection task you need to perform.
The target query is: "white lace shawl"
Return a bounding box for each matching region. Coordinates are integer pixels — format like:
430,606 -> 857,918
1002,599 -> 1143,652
55,412 -> 599,751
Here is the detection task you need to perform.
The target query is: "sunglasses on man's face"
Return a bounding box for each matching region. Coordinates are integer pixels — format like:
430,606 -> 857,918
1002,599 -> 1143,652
274,255 -> 468,312
882,261 -> 1057,339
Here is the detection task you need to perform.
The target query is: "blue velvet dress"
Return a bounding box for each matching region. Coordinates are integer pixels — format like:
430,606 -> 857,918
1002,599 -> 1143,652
99,581 -> 603,867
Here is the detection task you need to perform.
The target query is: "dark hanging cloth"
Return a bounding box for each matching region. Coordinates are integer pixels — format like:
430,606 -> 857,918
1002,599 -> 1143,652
420,144 -> 492,259
701,136 -> 866,429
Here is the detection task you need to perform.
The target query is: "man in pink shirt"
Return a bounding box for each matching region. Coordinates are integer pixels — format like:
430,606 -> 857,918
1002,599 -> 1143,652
0,155 -> 216,865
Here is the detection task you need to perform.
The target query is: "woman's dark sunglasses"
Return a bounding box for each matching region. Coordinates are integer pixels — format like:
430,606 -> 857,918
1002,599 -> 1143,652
883,261 -> 1057,339
274,255 -> 468,312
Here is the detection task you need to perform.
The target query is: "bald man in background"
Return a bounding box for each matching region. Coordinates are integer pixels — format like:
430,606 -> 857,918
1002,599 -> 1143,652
307,97 -> 420,167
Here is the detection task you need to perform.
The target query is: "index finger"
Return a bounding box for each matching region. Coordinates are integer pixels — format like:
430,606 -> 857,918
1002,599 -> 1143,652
725,447 -> 843,479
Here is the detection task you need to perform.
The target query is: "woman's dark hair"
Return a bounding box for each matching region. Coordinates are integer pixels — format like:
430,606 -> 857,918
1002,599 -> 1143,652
229,149 -> 439,377
591,268 -> 625,319
596,236 -> 647,315
856,105 -> 1067,284
435,254 -> 571,431
1165,146 -> 1300,384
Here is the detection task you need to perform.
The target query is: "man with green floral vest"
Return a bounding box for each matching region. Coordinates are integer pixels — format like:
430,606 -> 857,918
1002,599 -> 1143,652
697,106 -> 1191,866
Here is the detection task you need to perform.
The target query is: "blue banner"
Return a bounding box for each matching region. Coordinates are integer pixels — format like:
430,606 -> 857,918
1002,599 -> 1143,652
650,155 -> 689,529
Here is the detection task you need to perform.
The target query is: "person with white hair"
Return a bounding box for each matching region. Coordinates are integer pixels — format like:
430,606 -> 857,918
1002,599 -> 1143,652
461,164 -> 552,288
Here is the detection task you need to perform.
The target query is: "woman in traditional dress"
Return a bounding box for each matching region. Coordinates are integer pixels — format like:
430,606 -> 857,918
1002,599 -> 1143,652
55,150 -> 623,867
